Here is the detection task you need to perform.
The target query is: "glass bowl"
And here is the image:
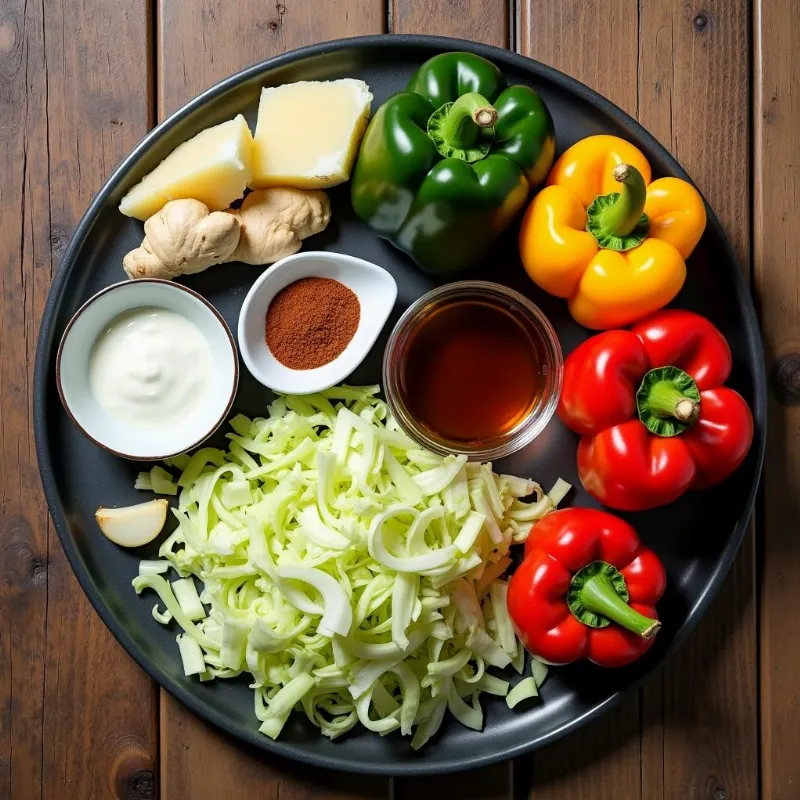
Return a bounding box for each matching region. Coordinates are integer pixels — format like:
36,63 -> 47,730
383,281 -> 563,460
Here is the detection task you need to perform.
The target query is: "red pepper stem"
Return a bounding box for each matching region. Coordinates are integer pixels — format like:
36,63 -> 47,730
637,366 -> 701,437
646,380 -> 699,423
578,572 -> 661,639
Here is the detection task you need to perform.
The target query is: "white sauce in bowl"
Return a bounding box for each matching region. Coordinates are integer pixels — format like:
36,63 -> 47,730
89,306 -> 211,426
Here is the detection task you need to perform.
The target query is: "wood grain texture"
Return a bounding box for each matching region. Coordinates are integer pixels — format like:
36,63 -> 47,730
0,6 -> 50,796
161,693 -> 385,800
517,4 -> 643,797
391,0 -> 508,48
158,0 -> 386,117
392,763 -> 512,800
519,0 -> 638,117
42,0 -> 159,792
0,1 -> 156,799
157,2 -> 387,796
517,697 -> 642,800
638,4 -> 756,799
754,0 -> 800,796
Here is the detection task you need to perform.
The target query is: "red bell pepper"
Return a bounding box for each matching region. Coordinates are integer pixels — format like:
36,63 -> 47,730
507,508 -> 666,668
558,309 -> 754,511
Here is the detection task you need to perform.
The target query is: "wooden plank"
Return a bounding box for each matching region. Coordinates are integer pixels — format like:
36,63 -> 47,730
0,5 -> 50,794
388,3 -> 511,796
517,3 -> 643,797
519,0 -> 638,117
158,0 -> 387,117
637,4 -> 756,799
515,696 -> 642,799
391,0 -> 509,48
754,0 -> 800,796
40,1 -> 158,797
392,763 -> 512,800
161,693 -> 383,799
0,0 -> 157,799
157,2 -> 387,796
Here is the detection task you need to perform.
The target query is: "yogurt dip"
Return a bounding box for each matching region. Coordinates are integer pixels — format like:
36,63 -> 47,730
89,306 -> 211,426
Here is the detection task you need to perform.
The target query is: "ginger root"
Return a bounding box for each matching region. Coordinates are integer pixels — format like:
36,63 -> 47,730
123,188 -> 330,280
123,199 -> 240,280
229,188 -> 330,265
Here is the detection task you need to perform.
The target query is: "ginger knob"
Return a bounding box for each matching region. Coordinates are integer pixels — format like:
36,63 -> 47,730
230,188 -> 331,265
123,188 -> 331,280
123,199 -> 241,280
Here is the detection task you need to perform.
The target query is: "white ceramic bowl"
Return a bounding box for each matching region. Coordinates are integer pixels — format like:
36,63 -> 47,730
57,279 -> 238,460
238,251 -> 397,394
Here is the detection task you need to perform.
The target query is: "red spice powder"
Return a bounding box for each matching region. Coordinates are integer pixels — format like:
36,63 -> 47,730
265,277 -> 360,370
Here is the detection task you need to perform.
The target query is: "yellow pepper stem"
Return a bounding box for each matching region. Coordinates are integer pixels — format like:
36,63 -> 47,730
586,163 -> 650,251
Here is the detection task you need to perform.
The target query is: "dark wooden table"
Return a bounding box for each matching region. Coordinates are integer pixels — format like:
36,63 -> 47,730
2,0 -> 797,797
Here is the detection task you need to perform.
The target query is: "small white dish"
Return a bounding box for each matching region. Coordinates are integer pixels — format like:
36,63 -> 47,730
238,251 -> 397,394
57,279 -> 238,460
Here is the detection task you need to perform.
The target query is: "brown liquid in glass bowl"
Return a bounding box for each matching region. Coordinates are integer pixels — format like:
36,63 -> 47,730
399,300 -> 542,443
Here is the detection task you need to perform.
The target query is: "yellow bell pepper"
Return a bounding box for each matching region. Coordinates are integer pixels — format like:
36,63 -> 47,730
519,135 -> 706,330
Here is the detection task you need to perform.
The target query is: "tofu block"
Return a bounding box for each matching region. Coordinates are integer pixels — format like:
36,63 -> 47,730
251,79 -> 372,190
119,114 -> 254,220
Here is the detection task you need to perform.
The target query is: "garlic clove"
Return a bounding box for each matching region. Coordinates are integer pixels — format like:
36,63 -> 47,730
95,499 -> 168,547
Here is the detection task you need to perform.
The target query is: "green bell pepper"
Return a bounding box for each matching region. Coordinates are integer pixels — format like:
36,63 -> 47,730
351,51 -> 555,277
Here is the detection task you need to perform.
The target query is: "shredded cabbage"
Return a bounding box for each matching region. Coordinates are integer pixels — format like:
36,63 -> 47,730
132,385 -> 568,747
506,657 -> 550,709
136,464 -> 178,496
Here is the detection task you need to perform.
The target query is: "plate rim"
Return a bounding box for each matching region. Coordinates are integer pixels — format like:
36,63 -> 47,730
33,33 -> 767,776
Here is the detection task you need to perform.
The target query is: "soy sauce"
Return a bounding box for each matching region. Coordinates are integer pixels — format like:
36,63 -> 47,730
399,300 -> 541,443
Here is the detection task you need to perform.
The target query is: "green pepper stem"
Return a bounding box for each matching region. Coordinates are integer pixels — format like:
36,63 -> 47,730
646,381 -> 700,423
594,164 -> 648,237
439,92 -> 498,150
579,571 -> 660,639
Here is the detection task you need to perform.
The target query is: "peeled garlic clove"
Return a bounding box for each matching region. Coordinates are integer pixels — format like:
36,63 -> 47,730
95,499 -> 168,547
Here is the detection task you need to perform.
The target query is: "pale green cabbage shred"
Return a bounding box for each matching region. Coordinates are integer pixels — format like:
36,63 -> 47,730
133,386 -> 560,748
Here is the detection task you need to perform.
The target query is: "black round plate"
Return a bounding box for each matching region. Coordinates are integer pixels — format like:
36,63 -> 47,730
34,35 -> 766,776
